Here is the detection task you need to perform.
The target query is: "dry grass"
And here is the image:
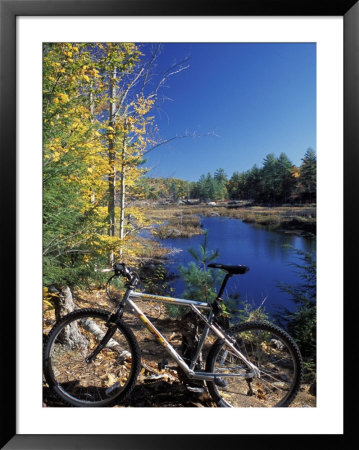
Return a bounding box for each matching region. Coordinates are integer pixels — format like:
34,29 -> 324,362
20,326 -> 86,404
155,215 -> 203,239
142,206 -> 204,239
141,203 -> 316,234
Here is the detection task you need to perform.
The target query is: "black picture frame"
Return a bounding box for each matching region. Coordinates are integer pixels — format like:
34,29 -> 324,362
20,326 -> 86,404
1,0 -> 356,448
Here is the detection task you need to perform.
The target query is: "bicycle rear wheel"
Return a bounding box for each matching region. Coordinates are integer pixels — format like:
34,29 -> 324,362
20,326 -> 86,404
206,321 -> 303,407
43,309 -> 141,407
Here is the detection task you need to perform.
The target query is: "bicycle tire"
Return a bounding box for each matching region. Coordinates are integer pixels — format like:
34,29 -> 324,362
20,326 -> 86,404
206,321 -> 303,407
43,308 -> 141,407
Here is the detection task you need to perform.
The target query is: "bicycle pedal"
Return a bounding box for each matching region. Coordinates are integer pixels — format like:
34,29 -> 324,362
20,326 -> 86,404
158,359 -> 169,371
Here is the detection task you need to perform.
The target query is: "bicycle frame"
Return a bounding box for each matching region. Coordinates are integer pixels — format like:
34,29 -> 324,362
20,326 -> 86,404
126,290 -> 260,380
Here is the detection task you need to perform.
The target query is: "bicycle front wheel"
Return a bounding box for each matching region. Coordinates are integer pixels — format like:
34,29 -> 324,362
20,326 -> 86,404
44,309 -> 141,407
206,321 -> 303,407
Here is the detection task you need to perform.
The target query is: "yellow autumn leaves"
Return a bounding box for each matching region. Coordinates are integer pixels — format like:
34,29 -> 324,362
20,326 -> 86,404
43,42 -> 158,268
53,93 -> 70,104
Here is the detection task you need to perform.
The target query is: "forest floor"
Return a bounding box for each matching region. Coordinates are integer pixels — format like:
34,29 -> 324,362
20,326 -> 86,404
43,288 -> 316,408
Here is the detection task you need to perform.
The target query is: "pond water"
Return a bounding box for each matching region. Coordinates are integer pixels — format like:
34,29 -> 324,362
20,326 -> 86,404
161,216 -> 316,317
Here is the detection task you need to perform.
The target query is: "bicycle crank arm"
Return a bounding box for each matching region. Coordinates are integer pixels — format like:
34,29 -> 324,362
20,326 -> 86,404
190,371 -> 255,381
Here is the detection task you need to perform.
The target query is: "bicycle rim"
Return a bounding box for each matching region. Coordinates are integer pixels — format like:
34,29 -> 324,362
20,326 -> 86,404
206,321 -> 302,407
44,309 -> 140,407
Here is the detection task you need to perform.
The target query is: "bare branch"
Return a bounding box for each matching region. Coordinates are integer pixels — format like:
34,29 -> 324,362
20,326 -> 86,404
144,131 -> 219,155
147,59 -> 190,102
140,44 -> 161,94
112,48 -> 190,120
114,67 -> 145,117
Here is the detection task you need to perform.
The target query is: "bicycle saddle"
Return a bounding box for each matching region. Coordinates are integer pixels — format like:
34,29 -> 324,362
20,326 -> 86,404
207,263 -> 249,275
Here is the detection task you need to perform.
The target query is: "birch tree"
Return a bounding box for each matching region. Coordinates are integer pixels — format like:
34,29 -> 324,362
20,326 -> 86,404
95,43 -> 189,262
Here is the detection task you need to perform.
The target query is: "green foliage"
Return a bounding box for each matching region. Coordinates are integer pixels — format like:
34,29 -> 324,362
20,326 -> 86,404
165,303 -> 184,319
299,148 -> 316,202
221,294 -> 269,324
137,177 -> 192,201
187,231 -> 219,268
260,153 -> 280,202
190,169 -> 229,202
43,43 -> 181,289
140,149 -> 316,206
180,262 -> 221,303
139,264 -> 184,319
276,244 -> 316,377
177,232 -> 222,316
142,264 -> 170,295
43,42 -> 110,287
226,149 -> 316,204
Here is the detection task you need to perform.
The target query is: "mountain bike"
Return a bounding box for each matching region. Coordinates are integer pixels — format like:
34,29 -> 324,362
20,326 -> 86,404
43,262 -> 303,407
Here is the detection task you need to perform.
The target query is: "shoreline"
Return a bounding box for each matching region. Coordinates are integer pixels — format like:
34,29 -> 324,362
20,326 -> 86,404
143,203 -> 316,239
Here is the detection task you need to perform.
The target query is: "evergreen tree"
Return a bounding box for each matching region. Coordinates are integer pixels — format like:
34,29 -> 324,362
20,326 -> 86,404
277,153 -> 296,203
247,165 -> 262,201
197,173 -> 210,201
43,43 -> 109,286
180,231 -> 220,302
261,153 -> 279,203
227,171 -> 241,199
299,148 -> 316,202
277,245 -> 316,379
213,168 -> 228,199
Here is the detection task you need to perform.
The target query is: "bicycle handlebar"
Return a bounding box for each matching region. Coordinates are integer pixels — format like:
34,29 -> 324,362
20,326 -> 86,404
113,263 -> 138,285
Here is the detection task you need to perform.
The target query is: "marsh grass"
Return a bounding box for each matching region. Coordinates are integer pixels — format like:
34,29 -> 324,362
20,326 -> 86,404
142,203 -> 316,234
143,208 -> 203,239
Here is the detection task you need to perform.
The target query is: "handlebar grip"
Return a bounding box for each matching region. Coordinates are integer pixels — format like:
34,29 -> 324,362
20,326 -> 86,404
113,262 -> 133,281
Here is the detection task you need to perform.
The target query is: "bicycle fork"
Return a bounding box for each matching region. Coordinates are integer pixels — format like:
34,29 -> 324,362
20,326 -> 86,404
85,323 -> 118,364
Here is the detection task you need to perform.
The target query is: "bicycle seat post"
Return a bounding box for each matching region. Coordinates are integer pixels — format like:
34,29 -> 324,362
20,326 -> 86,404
216,273 -> 232,300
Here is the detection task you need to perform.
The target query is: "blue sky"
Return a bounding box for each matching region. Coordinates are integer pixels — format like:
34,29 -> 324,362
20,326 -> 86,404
140,43 -> 316,182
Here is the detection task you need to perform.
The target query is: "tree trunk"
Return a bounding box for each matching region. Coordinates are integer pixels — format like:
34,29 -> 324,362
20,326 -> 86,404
89,89 -> 96,204
54,285 -> 88,350
53,285 -> 75,321
108,67 -> 117,264
118,136 -> 127,259
52,285 -> 129,357
89,90 -> 95,118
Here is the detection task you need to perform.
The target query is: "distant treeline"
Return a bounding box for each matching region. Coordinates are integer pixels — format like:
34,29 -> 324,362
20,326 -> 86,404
139,148 -> 316,204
